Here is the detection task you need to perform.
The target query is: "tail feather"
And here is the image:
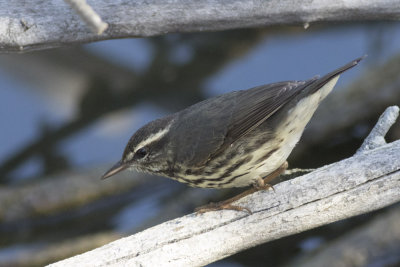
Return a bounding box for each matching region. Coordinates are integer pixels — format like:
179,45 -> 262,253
307,55 -> 366,95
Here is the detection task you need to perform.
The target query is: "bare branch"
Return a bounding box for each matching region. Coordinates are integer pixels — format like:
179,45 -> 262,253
49,106 -> 400,266
357,105 -> 399,153
1,0 -> 400,52
64,0 -> 108,34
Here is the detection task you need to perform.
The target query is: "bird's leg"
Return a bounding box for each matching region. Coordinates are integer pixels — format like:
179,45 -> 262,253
195,187 -> 257,214
254,161 -> 289,191
195,161 -> 288,214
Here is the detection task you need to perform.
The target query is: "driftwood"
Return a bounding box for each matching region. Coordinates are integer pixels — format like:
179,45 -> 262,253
49,107 -> 400,266
1,0 -> 400,52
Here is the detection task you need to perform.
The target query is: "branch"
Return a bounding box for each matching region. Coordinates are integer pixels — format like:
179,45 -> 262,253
357,106 -> 399,153
2,0 -> 400,52
49,106 -> 400,266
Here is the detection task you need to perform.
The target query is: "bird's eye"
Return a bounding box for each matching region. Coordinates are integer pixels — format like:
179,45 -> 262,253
135,147 -> 148,159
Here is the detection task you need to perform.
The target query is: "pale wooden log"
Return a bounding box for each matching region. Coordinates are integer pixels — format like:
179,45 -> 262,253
1,0 -> 400,52
49,106 -> 400,267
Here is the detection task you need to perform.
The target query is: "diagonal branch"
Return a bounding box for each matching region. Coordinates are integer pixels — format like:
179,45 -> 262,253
1,0 -> 400,52
357,106 -> 399,153
48,107 -> 400,266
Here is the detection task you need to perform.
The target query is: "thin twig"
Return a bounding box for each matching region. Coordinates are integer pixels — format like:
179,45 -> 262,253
64,0 -> 108,34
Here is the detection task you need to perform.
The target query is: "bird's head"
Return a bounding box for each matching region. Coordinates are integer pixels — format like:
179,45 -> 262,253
102,115 -> 174,179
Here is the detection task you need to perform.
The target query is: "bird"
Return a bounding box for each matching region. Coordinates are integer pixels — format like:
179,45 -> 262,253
102,56 -> 364,212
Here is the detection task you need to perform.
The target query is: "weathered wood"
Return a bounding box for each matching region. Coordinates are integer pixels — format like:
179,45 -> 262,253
357,106 -> 399,152
1,0 -> 400,52
49,107 -> 400,266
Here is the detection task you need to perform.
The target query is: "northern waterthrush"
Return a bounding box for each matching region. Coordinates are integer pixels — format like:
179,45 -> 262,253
102,56 -> 364,211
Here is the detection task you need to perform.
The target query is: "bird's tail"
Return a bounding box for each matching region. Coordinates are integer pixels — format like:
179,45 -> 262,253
306,55 -> 366,96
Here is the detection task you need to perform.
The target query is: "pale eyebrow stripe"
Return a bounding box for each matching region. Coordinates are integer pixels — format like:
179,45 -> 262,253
125,121 -> 173,161
135,126 -> 170,151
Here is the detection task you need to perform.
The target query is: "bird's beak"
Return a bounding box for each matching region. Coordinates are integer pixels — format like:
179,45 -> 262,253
101,160 -> 128,180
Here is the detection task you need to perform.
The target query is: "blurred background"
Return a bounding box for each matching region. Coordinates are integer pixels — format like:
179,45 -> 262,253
0,22 -> 400,266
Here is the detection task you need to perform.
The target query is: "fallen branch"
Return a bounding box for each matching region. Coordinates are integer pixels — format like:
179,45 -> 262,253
1,0 -> 400,52
49,107 -> 400,266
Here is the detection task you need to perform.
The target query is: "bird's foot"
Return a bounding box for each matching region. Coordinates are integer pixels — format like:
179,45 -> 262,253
253,181 -> 275,192
195,186 -> 257,214
253,161 -> 288,192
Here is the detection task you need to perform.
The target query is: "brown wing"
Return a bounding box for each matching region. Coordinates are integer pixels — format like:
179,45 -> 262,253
213,56 -> 365,156
171,79 -> 316,167
207,79 -> 317,160
224,80 -> 316,144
